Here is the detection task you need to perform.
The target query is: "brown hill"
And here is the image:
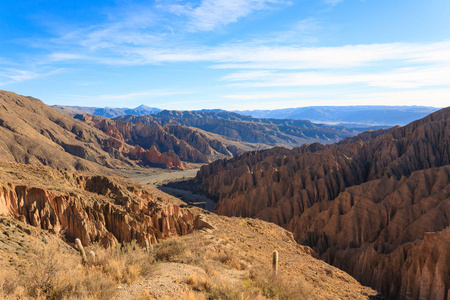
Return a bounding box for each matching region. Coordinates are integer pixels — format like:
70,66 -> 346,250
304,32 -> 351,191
188,107 -> 450,299
0,91 -> 188,170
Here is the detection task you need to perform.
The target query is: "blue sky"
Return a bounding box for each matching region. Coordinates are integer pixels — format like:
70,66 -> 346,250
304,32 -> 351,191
1,0 -> 449,110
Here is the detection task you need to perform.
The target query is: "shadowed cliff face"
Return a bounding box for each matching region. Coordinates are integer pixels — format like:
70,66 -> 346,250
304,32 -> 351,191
191,107 -> 450,300
0,162 -> 196,247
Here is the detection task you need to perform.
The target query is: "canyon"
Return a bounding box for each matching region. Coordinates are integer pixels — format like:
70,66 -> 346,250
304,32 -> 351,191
189,107 -> 450,299
1,90 -> 447,299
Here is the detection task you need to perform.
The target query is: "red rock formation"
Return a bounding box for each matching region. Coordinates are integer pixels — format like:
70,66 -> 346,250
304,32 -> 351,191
88,118 -> 211,163
0,170 -> 195,247
191,107 -> 450,299
130,145 -> 183,169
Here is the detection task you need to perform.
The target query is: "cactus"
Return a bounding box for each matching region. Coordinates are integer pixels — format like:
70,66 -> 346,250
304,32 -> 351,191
145,238 -> 154,253
272,250 -> 278,275
75,238 -> 87,264
88,251 -> 96,261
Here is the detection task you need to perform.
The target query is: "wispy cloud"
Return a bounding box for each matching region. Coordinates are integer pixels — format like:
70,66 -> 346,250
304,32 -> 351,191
167,0 -> 290,32
222,64 -> 450,89
224,88 -> 450,110
0,68 -> 64,86
323,0 -> 344,6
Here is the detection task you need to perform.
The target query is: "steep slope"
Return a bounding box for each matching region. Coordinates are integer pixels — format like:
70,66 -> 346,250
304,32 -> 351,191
0,160 -> 382,299
0,91 -> 187,170
188,107 -> 450,299
0,90 -> 140,172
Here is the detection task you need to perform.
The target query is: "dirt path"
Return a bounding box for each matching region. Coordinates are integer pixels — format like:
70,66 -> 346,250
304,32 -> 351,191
159,186 -> 216,211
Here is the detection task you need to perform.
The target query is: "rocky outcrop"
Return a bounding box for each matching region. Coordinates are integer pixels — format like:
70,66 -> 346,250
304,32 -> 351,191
130,145 -> 183,169
0,162 -> 196,247
189,107 -> 450,299
79,116 -> 240,164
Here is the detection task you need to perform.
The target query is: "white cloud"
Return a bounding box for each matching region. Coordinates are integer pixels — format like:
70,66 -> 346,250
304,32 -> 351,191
222,64 -> 450,89
223,88 -> 450,110
167,0 -> 289,32
0,68 -> 64,86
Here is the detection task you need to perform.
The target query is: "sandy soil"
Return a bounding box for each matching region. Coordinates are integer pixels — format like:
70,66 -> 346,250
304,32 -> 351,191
118,168 -> 201,186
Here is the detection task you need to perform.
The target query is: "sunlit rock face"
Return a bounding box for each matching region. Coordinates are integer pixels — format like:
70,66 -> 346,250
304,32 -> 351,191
0,164 -> 196,248
192,107 -> 450,300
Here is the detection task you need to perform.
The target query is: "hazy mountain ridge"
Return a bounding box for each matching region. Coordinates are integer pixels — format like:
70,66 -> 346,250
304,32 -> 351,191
116,110 -> 359,146
236,105 -> 440,126
56,104 -> 439,127
53,104 -> 161,118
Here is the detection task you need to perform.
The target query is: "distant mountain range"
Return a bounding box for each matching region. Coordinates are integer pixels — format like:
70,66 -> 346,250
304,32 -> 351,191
56,104 -> 440,127
53,104 -> 161,118
115,110 -> 360,146
235,106 -> 440,126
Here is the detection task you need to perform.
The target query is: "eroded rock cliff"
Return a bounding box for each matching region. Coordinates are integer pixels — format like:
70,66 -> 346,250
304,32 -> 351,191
0,161 -> 196,247
191,107 -> 450,299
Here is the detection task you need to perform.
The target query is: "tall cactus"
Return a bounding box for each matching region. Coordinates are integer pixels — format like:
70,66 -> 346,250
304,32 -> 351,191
75,238 -> 87,264
145,238 -> 154,253
272,250 -> 278,275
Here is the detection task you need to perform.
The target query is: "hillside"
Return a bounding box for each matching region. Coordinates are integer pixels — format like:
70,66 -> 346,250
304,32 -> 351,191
0,91 -> 191,170
0,160 -> 381,299
0,90 -> 140,173
185,107 -> 450,299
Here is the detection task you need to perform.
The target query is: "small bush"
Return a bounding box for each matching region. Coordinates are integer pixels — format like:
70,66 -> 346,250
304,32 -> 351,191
186,274 -> 211,292
154,239 -> 186,262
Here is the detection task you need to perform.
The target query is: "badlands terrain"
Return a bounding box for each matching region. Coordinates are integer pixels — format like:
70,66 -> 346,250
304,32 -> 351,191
0,91 -> 385,299
0,90 -> 448,299
182,107 -> 450,299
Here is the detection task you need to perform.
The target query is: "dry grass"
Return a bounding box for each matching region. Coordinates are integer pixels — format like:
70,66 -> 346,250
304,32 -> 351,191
87,241 -> 154,284
245,267 -> 313,300
0,237 -> 156,300
153,238 -> 186,262
0,243 -> 117,300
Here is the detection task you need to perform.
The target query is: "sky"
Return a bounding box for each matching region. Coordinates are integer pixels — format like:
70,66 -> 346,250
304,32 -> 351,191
0,0 -> 449,110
